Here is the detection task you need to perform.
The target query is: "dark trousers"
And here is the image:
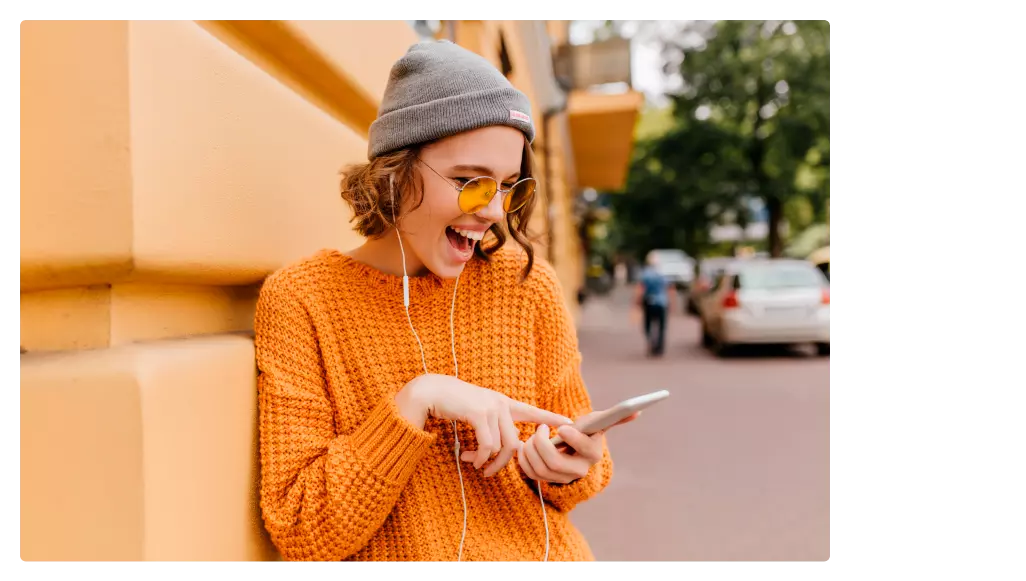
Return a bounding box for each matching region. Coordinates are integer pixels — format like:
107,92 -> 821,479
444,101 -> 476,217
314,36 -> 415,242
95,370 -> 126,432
643,301 -> 668,356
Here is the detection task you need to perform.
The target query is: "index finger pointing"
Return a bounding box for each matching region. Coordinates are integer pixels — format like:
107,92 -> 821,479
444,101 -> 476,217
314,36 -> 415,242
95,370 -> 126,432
508,400 -> 572,427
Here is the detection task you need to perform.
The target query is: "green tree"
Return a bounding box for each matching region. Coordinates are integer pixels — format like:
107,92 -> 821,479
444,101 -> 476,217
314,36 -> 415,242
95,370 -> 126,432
669,20 -> 830,256
612,119 -> 750,258
602,20 -> 828,259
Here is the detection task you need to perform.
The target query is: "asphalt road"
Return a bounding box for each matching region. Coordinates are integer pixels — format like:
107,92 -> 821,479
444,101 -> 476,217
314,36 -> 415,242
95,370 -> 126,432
569,286 -> 830,561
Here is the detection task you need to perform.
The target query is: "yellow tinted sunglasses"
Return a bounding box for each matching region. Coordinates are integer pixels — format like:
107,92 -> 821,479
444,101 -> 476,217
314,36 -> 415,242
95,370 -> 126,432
420,159 -> 537,214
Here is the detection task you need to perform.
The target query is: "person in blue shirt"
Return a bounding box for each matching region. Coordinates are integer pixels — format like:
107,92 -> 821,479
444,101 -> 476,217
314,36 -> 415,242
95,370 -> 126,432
634,254 -> 677,356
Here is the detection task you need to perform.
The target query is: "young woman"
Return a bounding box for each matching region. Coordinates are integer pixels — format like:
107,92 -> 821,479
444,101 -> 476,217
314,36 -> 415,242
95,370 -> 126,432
254,39 -> 634,562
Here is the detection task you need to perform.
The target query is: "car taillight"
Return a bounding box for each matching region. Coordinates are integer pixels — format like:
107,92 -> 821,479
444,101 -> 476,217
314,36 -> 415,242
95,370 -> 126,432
723,291 -> 739,308
821,288 -> 830,305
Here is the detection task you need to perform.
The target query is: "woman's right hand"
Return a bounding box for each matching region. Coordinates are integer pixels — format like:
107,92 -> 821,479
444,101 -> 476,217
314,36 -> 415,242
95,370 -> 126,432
395,373 -> 572,477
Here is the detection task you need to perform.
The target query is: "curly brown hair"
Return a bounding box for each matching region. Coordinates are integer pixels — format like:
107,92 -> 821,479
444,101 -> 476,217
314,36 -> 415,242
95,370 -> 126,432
339,138 -> 539,280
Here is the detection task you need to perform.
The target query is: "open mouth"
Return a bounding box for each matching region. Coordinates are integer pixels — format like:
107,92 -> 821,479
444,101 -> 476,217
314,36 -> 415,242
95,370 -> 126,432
445,226 -> 482,256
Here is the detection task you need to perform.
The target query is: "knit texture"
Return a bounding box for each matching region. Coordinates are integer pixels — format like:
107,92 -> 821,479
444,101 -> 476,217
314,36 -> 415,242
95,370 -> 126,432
367,40 -> 535,159
254,246 -> 613,561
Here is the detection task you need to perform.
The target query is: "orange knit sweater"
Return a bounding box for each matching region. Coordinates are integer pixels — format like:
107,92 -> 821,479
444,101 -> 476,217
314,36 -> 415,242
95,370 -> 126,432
253,246 -> 614,561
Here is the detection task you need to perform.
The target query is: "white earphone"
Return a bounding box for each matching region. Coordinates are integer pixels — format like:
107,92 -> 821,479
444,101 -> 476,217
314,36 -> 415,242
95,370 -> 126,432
390,177 -> 549,561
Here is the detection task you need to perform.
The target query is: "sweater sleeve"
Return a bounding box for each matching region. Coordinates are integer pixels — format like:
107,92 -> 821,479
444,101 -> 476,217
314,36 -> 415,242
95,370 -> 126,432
254,273 -> 436,561
521,261 -> 614,513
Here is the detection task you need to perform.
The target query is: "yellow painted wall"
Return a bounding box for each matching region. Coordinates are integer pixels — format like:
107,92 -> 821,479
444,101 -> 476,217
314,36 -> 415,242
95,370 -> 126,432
20,20 -> 592,560
22,336 -> 276,560
20,19 -> 417,561
21,21 -> 134,292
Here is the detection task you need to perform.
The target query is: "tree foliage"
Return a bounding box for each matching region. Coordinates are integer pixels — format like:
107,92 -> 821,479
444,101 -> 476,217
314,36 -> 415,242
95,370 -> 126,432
610,20 -> 829,259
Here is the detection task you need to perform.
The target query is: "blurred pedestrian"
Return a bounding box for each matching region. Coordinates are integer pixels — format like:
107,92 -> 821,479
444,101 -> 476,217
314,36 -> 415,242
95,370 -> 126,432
634,253 -> 677,356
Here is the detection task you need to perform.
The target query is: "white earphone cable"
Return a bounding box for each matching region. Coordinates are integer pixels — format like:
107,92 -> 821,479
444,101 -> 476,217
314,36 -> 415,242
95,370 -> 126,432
395,228 -> 429,375
446,272 -> 468,561
539,479 -> 549,561
392,182 -> 547,561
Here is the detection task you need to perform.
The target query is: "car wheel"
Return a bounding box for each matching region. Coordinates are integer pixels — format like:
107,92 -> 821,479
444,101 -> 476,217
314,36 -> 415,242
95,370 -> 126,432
708,329 -> 732,357
816,343 -> 830,356
712,337 -> 734,358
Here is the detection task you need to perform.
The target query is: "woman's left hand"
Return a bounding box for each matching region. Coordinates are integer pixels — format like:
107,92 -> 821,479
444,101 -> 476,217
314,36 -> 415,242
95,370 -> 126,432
516,412 -> 640,484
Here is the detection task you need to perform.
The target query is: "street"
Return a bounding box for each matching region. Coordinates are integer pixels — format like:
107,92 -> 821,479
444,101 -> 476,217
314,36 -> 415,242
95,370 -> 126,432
570,286 -> 830,561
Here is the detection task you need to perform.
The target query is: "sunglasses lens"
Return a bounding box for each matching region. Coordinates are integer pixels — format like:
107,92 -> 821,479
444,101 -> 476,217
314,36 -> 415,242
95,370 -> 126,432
504,178 -> 537,213
458,177 -> 497,214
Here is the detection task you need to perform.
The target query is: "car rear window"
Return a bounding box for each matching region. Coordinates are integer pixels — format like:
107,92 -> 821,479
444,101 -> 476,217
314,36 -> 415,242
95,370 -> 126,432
739,264 -> 823,289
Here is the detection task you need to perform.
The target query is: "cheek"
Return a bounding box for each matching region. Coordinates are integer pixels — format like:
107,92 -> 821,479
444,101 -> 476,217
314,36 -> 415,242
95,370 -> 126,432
403,185 -> 461,238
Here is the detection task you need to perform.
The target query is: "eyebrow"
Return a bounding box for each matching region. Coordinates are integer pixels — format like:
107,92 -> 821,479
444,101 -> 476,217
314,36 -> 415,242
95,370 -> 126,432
449,164 -> 521,181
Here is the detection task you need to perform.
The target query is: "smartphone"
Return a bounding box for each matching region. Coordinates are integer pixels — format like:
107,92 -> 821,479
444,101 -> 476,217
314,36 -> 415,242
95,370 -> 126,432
549,390 -> 670,447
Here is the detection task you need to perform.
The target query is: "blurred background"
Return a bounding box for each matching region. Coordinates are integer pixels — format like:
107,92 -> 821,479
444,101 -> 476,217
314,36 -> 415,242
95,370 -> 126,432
552,20 -> 829,561
20,20 -> 828,561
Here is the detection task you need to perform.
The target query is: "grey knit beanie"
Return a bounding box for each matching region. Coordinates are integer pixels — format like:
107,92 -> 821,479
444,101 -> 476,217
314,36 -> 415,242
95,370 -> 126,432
367,40 -> 535,159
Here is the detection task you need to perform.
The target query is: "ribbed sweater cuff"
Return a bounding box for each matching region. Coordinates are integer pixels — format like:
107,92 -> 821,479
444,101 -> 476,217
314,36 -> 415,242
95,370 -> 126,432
350,397 -> 436,484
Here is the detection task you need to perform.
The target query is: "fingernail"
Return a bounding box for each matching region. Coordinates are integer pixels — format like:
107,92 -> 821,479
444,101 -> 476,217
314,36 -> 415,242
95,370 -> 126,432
540,424 -> 549,435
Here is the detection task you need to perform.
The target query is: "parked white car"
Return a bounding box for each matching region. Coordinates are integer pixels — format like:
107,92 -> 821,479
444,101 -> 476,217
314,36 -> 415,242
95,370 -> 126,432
698,259 -> 830,356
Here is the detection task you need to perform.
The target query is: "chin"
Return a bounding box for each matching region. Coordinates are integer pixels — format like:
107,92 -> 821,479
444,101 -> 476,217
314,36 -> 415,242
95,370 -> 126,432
426,257 -> 467,279
424,234 -> 476,279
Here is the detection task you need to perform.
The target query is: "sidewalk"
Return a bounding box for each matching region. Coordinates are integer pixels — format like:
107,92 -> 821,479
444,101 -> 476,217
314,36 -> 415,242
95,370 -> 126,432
569,285 -> 830,561
577,285 -> 638,333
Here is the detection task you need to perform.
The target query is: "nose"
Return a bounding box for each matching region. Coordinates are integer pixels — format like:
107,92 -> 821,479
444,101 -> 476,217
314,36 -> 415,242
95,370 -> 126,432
474,187 -> 506,223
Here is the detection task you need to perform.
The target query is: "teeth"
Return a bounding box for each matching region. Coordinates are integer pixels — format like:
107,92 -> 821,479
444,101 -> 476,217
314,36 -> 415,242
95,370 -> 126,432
453,228 -> 484,241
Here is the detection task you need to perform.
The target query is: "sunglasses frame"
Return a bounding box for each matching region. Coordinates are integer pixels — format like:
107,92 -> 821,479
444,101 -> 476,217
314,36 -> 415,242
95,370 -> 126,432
418,159 -> 537,214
